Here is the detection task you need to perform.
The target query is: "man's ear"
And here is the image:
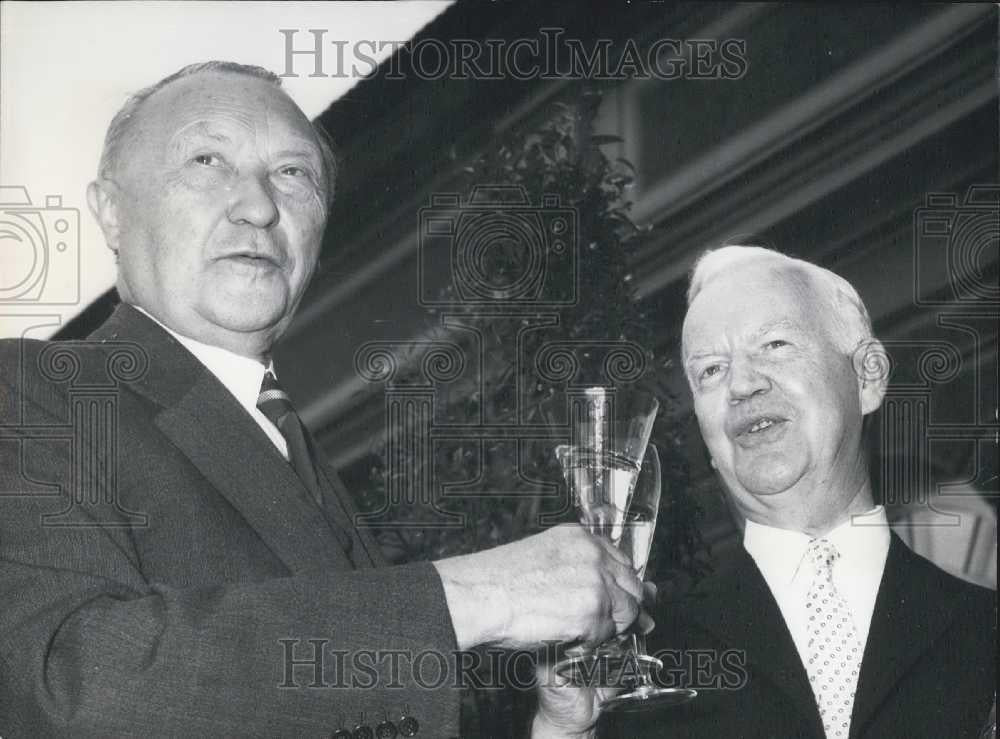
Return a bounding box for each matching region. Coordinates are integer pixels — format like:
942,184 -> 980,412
854,338 -> 889,416
86,179 -> 122,253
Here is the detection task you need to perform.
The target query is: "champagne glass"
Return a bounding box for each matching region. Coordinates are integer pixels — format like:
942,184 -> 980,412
600,443 -> 697,711
553,387 -> 659,686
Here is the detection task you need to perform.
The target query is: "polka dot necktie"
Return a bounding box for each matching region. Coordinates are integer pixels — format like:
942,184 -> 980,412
804,538 -> 863,739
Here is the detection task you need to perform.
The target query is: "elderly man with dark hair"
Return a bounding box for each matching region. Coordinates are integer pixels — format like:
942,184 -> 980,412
538,246 -> 995,738
0,62 -> 645,737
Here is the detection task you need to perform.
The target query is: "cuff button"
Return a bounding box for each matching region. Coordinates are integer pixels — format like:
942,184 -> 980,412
398,715 -> 419,737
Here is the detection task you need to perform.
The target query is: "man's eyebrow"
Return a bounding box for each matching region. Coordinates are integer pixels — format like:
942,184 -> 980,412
684,349 -> 725,372
166,124 -> 235,157
272,145 -> 323,163
683,318 -> 804,365
749,319 -> 801,341
172,121 -> 236,143
685,350 -> 721,363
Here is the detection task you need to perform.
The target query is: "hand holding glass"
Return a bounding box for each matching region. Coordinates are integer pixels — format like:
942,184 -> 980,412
553,387 -> 696,712
553,387 -> 657,685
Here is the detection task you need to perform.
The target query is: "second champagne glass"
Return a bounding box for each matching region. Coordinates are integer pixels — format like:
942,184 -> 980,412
601,444 -> 697,712
553,387 -> 659,686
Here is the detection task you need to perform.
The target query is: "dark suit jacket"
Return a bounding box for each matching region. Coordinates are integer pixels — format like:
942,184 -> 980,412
602,534 -> 997,738
0,305 -> 461,737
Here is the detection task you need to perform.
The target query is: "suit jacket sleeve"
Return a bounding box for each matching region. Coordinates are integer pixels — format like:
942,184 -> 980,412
0,338 -> 462,738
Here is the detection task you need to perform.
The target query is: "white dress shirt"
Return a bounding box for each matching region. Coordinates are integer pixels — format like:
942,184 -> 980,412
134,307 -> 289,460
743,506 -> 891,665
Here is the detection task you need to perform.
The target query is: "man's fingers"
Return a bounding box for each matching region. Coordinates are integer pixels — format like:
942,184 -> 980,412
637,610 -> 655,635
643,580 -> 658,603
590,531 -> 634,569
640,581 -> 658,633
606,579 -> 641,634
603,556 -> 644,602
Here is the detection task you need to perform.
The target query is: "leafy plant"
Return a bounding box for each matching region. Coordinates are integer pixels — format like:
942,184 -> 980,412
354,85 -> 710,733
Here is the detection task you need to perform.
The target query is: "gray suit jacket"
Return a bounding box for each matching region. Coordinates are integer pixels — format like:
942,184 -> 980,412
0,304 -> 461,737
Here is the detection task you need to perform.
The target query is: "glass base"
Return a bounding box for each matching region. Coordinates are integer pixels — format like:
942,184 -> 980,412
601,686 -> 698,713
554,652 -> 663,688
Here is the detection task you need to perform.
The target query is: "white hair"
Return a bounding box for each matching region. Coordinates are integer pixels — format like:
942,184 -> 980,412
686,245 -> 874,355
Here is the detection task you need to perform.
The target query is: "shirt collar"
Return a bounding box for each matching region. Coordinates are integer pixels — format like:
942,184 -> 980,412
744,505 -> 889,586
132,305 -> 274,412
826,506 -> 890,578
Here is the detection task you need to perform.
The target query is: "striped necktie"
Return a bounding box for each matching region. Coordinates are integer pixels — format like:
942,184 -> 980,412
256,371 -> 323,507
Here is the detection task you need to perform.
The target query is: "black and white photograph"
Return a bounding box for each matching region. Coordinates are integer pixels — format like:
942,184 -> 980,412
1,2 -> 996,737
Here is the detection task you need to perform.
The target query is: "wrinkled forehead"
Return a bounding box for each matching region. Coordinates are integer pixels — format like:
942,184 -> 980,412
682,263 -> 822,356
134,71 -> 319,155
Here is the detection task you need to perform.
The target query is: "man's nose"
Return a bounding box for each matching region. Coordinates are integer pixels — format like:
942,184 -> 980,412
728,358 -> 771,403
227,174 -> 279,228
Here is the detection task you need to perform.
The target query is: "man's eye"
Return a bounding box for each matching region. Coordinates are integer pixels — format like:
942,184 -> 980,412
278,164 -> 313,178
701,364 -> 723,380
764,339 -> 789,350
193,154 -> 222,167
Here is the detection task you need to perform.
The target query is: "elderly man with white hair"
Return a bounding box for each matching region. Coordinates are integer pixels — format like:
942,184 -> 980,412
537,246 -> 996,738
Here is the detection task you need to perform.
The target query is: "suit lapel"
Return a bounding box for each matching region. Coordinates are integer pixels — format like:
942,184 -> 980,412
310,445 -> 382,569
156,375 -> 357,572
850,534 -> 961,735
667,533 -> 965,737
92,304 -> 355,573
680,548 -> 824,733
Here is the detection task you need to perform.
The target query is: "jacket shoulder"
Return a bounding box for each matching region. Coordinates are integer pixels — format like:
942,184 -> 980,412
895,534 -> 997,616
0,335 -> 49,359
